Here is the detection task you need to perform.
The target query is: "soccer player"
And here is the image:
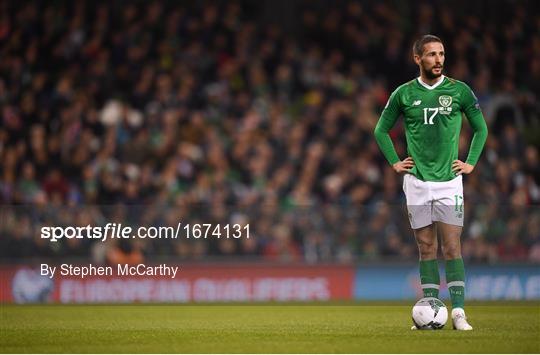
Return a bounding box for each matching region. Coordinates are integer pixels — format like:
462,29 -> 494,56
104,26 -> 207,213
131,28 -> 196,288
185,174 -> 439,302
374,35 -> 488,330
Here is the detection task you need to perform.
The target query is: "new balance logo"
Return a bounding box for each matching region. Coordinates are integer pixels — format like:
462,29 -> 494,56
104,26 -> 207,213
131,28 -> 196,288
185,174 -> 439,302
413,100 -> 422,106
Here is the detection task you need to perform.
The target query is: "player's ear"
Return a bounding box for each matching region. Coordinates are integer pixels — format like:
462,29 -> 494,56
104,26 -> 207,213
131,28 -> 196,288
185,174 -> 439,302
413,54 -> 421,65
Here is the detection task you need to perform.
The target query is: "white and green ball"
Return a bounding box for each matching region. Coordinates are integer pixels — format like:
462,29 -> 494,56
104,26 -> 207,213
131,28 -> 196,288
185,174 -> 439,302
412,297 -> 448,330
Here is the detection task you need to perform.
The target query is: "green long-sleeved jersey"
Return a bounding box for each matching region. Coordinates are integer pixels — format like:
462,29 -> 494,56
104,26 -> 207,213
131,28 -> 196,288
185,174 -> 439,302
374,76 -> 488,182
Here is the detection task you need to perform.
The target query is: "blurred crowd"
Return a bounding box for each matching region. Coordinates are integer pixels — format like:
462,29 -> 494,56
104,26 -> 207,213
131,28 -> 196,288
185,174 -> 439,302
1,0 -> 539,264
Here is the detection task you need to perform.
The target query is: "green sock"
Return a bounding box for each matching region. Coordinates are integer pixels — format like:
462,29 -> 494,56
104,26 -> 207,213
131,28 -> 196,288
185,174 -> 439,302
419,259 -> 440,298
446,258 -> 466,309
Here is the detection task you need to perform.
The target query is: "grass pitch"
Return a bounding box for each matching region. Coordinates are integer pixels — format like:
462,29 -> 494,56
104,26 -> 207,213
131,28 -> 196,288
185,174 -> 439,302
1,302 -> 539,353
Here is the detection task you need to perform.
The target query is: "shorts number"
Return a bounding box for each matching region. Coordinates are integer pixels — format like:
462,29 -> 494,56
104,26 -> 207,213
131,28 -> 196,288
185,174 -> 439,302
454,195 -> 464,212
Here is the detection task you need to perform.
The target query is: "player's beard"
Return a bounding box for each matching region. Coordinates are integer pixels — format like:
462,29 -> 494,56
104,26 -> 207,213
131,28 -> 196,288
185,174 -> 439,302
422,63 -> 443,79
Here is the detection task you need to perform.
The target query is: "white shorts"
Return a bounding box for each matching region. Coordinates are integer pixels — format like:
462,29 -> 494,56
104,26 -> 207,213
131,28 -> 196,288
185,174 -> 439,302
403,174 -> 464,229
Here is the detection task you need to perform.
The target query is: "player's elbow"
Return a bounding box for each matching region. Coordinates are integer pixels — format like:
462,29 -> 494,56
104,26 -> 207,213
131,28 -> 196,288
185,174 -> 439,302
373,124 -> 386,138
474,120 -> 488,136
478,123 -> 488,135
477,126 -> 488,144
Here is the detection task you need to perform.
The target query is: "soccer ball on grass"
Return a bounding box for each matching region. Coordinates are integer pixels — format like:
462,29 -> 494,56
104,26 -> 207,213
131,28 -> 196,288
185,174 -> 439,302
412,297 -> 448,330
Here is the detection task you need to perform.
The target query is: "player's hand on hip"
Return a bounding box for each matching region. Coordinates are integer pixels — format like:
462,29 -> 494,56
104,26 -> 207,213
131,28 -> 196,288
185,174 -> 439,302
392,157 -> 414,174
452,160 -> 474,175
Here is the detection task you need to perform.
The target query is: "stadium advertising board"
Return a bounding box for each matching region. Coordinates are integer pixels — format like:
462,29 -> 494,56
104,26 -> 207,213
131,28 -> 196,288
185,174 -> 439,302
2,263 -> 538,303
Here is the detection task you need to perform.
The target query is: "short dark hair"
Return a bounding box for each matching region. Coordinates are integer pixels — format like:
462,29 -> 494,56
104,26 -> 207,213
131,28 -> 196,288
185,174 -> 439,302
413,35 -> 443,56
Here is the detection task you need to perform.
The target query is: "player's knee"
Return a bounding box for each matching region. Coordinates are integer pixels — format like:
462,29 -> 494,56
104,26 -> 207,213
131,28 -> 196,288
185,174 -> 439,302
442,243 -> 461,259
417,240 -> 437,259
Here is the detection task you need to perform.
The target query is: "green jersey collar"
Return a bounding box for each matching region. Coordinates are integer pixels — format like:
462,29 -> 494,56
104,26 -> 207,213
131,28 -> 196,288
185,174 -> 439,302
417,75 -> 445,90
